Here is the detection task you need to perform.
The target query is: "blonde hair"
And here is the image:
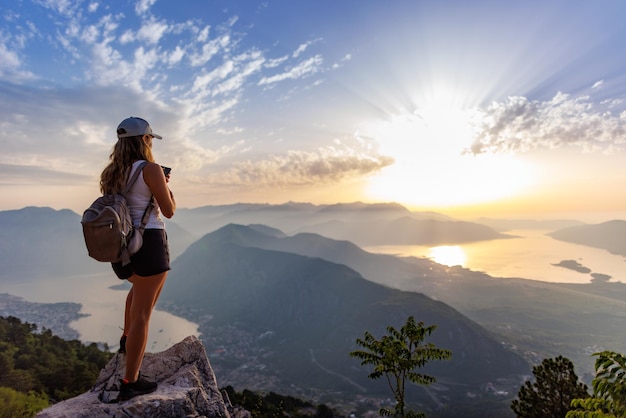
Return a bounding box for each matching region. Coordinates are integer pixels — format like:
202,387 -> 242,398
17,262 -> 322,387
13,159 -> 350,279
100,136 -> 155,194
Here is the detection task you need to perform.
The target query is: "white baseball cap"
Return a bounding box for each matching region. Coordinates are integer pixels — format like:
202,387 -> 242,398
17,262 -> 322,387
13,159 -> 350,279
117,117 -> 162,139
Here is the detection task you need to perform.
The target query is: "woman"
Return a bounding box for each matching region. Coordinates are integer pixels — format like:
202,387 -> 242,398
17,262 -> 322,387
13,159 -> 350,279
99,116 -> 176,401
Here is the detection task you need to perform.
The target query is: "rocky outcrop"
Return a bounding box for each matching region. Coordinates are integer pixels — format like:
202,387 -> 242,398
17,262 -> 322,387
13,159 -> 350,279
37,335 -> 250,418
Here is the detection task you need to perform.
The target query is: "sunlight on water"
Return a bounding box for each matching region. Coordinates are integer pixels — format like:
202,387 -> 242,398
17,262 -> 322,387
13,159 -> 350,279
428,246 -> 466,267
366,229 -> 626,284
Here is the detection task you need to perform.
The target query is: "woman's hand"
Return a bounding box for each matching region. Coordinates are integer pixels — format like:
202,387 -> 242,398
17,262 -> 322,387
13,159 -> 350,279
143,162 -> 176,218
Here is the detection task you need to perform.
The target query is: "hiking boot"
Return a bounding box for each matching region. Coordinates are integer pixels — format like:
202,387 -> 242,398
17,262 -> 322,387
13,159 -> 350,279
118,375 -> 157,401
119,335 -> 127,354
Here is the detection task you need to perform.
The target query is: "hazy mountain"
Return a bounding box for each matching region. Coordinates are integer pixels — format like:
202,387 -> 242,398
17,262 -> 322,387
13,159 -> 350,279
548,220 -> 626,256
293,216 -> 512,246
173,202 -> 505,246
0,207 -> 199,280
475,217 -> 585,232
192,224 -> 626,383
0,206 -> 105,277
160,224 -> 530,414
4,205 -> 623,413
162,218 -> 200,259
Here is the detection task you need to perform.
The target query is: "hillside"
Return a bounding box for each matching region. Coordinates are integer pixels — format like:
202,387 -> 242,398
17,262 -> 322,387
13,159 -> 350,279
159,224 -> 530,415
2,205 -> 622,415
548,220 -> 626,256
217,225 -> 626,380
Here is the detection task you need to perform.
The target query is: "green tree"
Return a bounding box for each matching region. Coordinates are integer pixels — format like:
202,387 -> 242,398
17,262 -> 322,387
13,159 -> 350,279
349,316 -> 452,418
0,316 -> 112,402
0,387 -> 49,418
511,355 -> 589,418
567,351 -> 626,418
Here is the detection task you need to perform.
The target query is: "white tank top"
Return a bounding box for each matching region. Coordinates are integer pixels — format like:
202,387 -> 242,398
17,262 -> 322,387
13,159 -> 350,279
126,160 -> 165,229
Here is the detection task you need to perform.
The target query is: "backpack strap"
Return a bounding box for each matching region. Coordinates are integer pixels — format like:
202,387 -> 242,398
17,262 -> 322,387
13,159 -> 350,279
124,161 -> 154,231
122,161 -> 149,195
119,162 -> 154,266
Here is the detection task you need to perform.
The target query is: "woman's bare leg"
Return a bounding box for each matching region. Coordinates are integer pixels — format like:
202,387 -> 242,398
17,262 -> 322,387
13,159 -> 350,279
124,271 -> 168,382
123,287 -> 134,337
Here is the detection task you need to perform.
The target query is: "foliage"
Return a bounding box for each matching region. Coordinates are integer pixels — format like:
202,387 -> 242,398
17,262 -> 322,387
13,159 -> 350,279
0,386 -> 49,418
221,386 -> 341,417
349,316 -> 452,418
511,355 -> 589,418
0,316 -> 113,404
567,351 -> 626,418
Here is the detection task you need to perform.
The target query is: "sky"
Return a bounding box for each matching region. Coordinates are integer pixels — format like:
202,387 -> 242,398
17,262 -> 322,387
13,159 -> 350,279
1,0 -> 626,222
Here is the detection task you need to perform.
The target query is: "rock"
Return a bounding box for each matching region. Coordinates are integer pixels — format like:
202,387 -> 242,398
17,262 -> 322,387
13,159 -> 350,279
36,335 -> 250,418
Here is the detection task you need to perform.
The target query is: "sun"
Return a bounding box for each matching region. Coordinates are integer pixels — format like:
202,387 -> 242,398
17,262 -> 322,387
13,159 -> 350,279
429,246 -> 467,267
361,102 -> 535,208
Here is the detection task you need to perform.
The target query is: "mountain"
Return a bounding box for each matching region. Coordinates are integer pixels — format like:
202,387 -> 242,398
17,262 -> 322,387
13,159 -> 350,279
293,216 -> 511,246
4,205 -> 623,414
548,220 -> 626,256
475,217 -> 585,232
186,225 -> 626,384
173,202 -> 508,246
0,207 -> 200,281
0,207 -> 106,277
159,224 -> 530,415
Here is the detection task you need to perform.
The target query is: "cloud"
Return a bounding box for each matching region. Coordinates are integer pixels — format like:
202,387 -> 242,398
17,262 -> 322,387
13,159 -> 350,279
468,92 -> 626,154
189,35 -> 230,67
215,147 -> 393,187
0,42 -> 21,70
135,0 -> 157,16
35,0 -> 79,16
293,42 -> 309,58
137,17 -> 169,45
0,1 -> 347,195
0,29 -> 36,81
258,55 -> 323,85
167,45 -> 185,65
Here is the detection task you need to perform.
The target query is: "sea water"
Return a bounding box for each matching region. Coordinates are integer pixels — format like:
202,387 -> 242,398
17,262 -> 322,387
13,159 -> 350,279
365,229 -> 626,284
1,271 -> 199,352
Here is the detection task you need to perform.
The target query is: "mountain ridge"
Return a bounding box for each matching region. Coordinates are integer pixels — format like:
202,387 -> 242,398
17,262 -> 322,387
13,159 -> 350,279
159,223 -> 530,414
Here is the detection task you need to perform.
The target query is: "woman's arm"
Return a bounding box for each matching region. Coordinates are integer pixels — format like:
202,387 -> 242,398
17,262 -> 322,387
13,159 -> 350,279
142,162 -> 176,218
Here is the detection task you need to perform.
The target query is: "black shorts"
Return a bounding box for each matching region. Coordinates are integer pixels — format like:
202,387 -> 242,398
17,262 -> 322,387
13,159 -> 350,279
112,229 -> 170,280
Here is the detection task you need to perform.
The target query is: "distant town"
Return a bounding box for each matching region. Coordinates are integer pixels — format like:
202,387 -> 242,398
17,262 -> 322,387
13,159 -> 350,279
0,293 -> 86,341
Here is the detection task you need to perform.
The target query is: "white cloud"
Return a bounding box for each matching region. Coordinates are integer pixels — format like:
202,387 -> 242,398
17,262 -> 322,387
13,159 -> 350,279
192,60 -> 235,93
80,24 -> 99,44
88,2 -> 99,13
0,42 -> 21,70
35,0 -> 77,16
592,80 -> 604,89
135,0 -> 157,15
119,30 -> 135,44
469,92 -> 626,154
137,18 -> 169,45
189,35 -> 230,67
0,39 -> 35,81
265,55 -> 288,68
292,42 -> 309,58
258,55 -> 323,85
197,26 -> 210,42
168,45 -> 185,65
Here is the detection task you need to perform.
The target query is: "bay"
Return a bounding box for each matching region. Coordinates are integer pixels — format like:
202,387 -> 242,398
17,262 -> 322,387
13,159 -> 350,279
1,271 -> 199,352
365,229 -> 626,284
